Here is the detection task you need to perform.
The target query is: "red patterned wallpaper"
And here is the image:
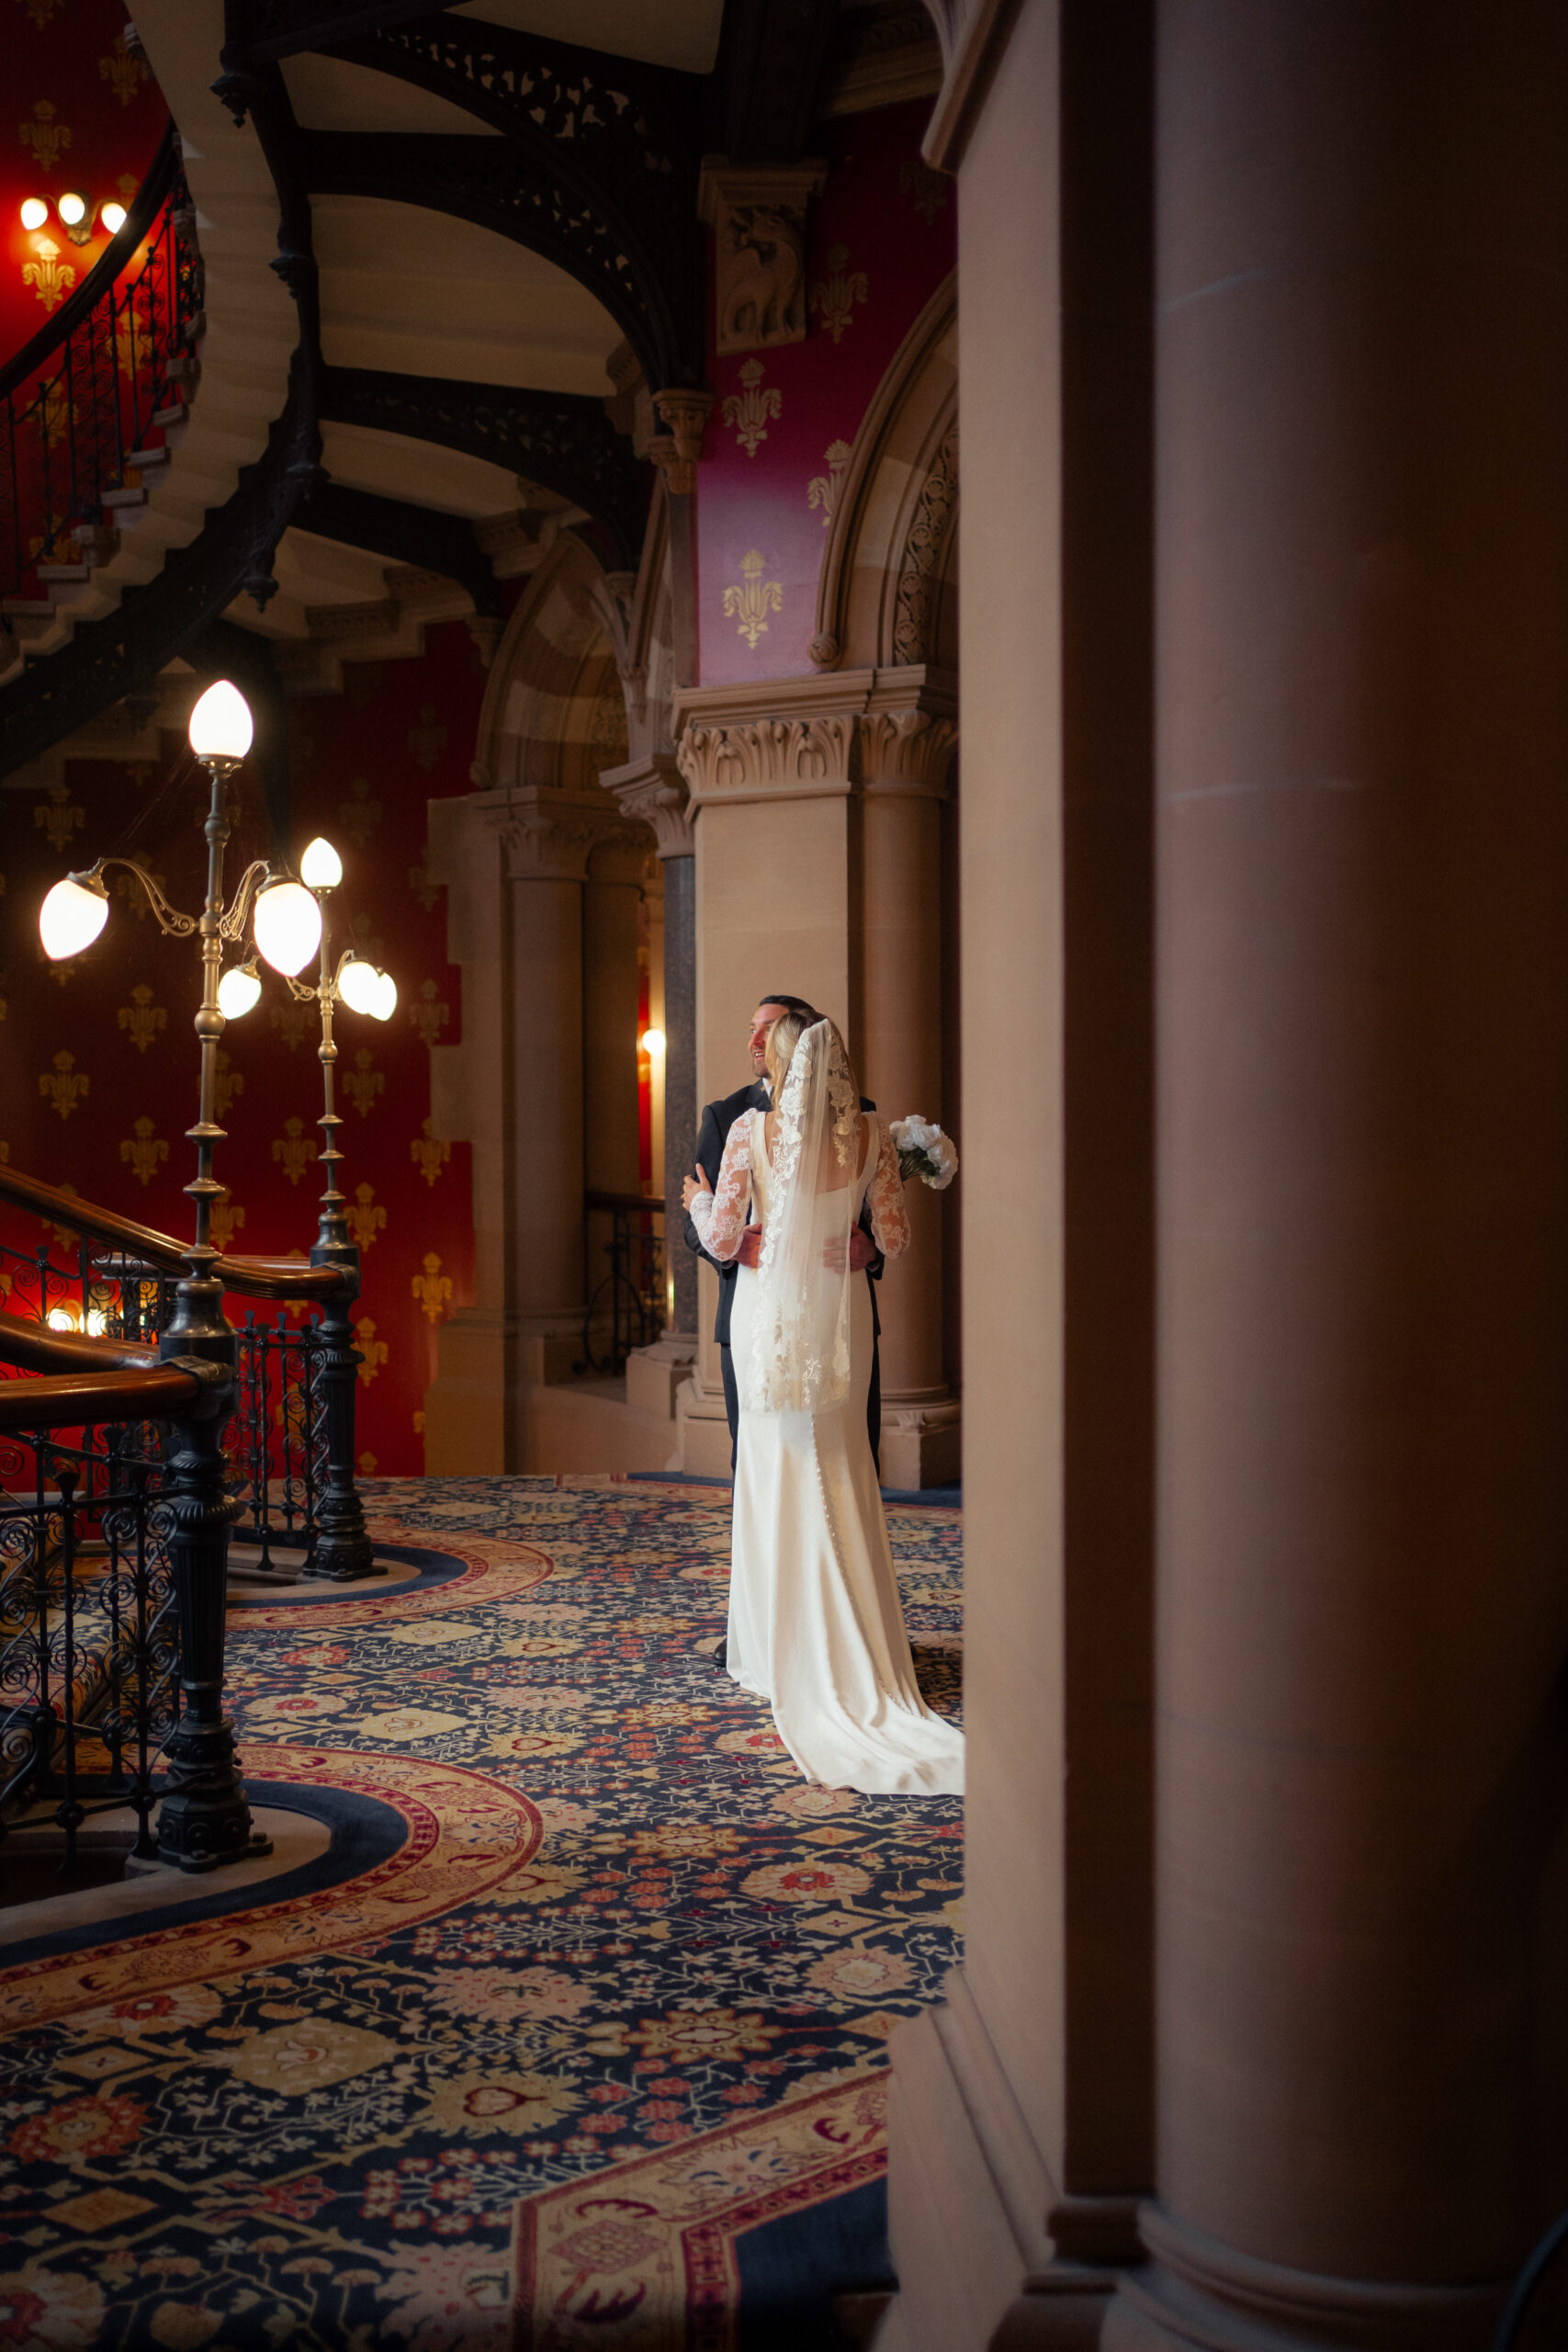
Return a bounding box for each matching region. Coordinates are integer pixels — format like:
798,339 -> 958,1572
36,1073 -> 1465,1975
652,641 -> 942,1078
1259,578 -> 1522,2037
1,2 -> 166,369
0,621 -> 486,1475
696,100 -> 956,687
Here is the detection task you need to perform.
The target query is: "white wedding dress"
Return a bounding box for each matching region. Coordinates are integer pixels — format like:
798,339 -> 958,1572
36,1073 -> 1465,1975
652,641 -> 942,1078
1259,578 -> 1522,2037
692,1068 -> 964,1796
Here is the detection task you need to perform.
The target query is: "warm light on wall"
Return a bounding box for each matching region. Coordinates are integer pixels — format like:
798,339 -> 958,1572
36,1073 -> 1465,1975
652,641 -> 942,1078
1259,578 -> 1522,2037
640,1026 -> 666,1057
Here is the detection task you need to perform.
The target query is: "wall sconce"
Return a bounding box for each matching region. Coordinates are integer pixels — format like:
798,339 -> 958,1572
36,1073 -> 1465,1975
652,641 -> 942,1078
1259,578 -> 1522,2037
19,198 -> 48,232
640,1026 -> 666,1058
57,190 -> 93,247
99,200 -> 127,236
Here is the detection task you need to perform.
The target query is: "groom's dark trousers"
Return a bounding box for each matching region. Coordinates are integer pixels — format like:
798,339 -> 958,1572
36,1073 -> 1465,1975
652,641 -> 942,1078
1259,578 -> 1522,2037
682,1079 -> 884,1474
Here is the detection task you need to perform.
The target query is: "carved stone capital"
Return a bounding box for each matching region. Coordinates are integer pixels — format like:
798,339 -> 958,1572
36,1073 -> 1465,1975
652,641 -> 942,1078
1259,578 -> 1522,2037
858,707 -> 957,797
699,158 -> 828,354
649,390 -> 716,496
677,712 -> 858,807
602,752 -> 694,859
672,665 -> 957,810
479,788 -> 626,885
588,823 -> 658,889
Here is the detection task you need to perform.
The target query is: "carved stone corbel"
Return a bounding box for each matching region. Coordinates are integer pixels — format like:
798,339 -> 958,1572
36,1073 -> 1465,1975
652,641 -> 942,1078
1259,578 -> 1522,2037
602,753 -> 695,860
698,158 -> 828,355
649,390 -> 716,497
486,790 -> 623,886
857,706 -> 957,796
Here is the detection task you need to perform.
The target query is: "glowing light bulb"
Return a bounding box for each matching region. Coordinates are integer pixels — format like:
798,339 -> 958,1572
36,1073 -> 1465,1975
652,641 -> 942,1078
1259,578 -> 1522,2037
372,969 -> 398,1022
337,956 -> 382,1016
218,963 -> 262,1019
299,836 -> 343,890
99,200 -> 127,235
640,1026 -> 666,1057
57,191 -> 86,228
187,678 -> 254,761
47,1306 -> 80,1332
20,197 -> 47,232
86,1306 -> 108,1337
253,879 -> 321,977
39,874 -> 108,960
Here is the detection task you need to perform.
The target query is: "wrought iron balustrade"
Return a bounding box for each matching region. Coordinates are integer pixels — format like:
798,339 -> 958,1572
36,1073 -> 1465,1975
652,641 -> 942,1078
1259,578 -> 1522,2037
581,1190 -> 665,1374
0,122 -> 202,601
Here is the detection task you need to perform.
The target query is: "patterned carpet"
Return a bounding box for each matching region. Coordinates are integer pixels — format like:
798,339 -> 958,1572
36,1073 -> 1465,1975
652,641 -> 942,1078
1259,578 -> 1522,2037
0,1476 -> 964,2349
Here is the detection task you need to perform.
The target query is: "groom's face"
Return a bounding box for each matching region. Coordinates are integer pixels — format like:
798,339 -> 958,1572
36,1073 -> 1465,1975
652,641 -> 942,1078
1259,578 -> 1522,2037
750,1001 -> 790,1077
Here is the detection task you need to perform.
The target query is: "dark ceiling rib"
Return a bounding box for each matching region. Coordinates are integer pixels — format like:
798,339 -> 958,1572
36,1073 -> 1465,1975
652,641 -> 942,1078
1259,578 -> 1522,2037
217,0 -> 452,69
708,0 -> 841,163
294,478 -> 500,615
317,15 -> 705,389
317,364 -> 646,570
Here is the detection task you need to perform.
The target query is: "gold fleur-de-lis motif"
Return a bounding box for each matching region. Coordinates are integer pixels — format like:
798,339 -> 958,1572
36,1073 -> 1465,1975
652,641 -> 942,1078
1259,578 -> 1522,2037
410,1116 -> 450,1189
272,1116 -> 317,1186
34,379 -> 70,451
17,0 -> 65,27
19,98 -> 71,173
345,1182 -> 386,1252
341,775 -> 382,847
409,853 -> 438,913
41,1182 -> 78,1251
118,1115 -> 167,1187
807,439 -> 852,529
408,705 -> 447,775
39,1049 -> 86,1120
355,1316 -> 389,1386
809,245 -> 868,345
723,550 -> 784,651
344,1049 -> 384,1120
270,998 -> 313,1052
721,358 -> 782,459
123,759 -> 155,789
213,1049 -> 243,1124
899,160 -> 951,226
410,979 -> 449,1050
210,1197 -> 245,1255
412,1408 -> 425,1435
34,780 -> 84,854
412,1251 -> 454,1326
117,983 -> 165,1055
115,298 -> 151,378
98,33 -> 148,106
40,945 -> 79,987
357,1451 -> 378,1476
113,865 -> 164,921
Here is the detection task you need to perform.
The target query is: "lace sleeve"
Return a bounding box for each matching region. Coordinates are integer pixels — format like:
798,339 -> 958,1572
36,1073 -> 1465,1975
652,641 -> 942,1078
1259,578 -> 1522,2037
868,1123 -> 911,1259
690,1114 -> 754,1261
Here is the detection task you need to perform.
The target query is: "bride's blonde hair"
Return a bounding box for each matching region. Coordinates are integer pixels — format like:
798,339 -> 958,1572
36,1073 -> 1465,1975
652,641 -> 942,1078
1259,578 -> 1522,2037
766,1011 -> 860,1106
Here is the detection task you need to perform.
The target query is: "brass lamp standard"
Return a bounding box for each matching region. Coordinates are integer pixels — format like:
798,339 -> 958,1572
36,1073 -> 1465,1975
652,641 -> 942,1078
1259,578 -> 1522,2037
36,677 -> 321,1870
223,833 -> 395,1581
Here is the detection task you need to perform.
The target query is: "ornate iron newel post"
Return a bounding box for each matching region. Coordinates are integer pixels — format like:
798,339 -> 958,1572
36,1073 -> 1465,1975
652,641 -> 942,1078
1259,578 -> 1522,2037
299,884 -> 379,1583
152,731 -> 271,1870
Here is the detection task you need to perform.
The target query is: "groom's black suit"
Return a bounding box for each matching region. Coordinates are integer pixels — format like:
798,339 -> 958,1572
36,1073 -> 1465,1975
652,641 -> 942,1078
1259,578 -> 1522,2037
683,1078 -> 884,1472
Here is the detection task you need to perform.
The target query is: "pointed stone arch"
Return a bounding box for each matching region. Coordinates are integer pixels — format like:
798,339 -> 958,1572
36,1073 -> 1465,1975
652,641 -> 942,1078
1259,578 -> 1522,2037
809,271 -> 958,675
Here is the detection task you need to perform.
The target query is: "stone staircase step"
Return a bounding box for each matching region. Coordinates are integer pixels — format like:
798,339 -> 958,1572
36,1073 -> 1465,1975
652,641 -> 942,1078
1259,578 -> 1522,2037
36,563 -> 91,584
125,447 -> 171,470
151,403 -> 186,429
102,486 -> 148,511
2,598 -> 56,616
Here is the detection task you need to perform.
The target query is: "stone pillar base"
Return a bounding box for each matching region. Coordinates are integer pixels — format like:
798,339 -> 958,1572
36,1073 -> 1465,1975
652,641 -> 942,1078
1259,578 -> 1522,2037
626,1334 -> 697,1421
424,1308 -> 517,1474
1100,2209 -> 1506,2352
884,1971 -> 1139,2352
676,1373 -> 734,1477
879,1399 -> 961,1491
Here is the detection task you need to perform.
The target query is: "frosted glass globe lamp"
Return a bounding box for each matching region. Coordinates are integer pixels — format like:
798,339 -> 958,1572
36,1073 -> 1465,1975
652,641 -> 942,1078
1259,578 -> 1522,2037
19,197 -> 47,232
337,956 -> 384,1017
299,836 -> 343,891
39,872 -> 108,960
187,679 -> 254,764
254,879 -> 322,977
218,961 -> 262,1019
99,201 -> 127,235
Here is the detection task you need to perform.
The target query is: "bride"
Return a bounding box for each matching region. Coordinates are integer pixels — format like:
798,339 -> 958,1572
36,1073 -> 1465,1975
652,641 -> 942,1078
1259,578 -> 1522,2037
683,1014 -> 964,1796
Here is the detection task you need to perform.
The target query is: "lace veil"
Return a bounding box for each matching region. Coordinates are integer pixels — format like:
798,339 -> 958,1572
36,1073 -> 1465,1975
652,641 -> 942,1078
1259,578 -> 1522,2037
744,1018 -> 862,1415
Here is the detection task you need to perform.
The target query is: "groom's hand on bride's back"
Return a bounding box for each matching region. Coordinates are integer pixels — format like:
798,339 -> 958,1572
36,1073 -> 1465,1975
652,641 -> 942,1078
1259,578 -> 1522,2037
735,1228 -> 762,1268
822,1230 -> 875,1275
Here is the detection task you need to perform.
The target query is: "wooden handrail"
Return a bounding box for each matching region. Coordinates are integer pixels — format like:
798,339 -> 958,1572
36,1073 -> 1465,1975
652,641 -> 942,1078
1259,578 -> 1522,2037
0,1362 -> 204,1432
0,1311 -> 159,1377
0,1163 -> 348,1303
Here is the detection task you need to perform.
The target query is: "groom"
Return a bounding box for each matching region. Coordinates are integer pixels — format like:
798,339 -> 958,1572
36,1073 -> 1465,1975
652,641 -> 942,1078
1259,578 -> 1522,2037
684,992 -> 883,1473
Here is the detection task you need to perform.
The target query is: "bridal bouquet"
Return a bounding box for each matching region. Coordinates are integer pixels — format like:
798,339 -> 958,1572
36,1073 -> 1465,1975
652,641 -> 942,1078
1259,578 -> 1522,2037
891,1115 -> 958,1191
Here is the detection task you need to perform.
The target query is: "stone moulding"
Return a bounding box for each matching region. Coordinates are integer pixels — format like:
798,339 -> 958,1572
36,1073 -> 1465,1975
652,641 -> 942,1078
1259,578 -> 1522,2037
698,158 -> 829,356
672,665 -> 956,810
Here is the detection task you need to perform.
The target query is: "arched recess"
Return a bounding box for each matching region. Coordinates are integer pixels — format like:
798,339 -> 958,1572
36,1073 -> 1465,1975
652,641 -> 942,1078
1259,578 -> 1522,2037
811,270 -> 958,675
423,532 -> 660,1475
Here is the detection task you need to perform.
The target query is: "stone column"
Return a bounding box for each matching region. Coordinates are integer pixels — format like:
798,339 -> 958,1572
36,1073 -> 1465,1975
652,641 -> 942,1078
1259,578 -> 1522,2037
605,753 -> 699,1418
1106,2 -> 1568,2345
860,676 -> 959,1489
582,828 -> 648,1197
672,673 -> 869,1476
